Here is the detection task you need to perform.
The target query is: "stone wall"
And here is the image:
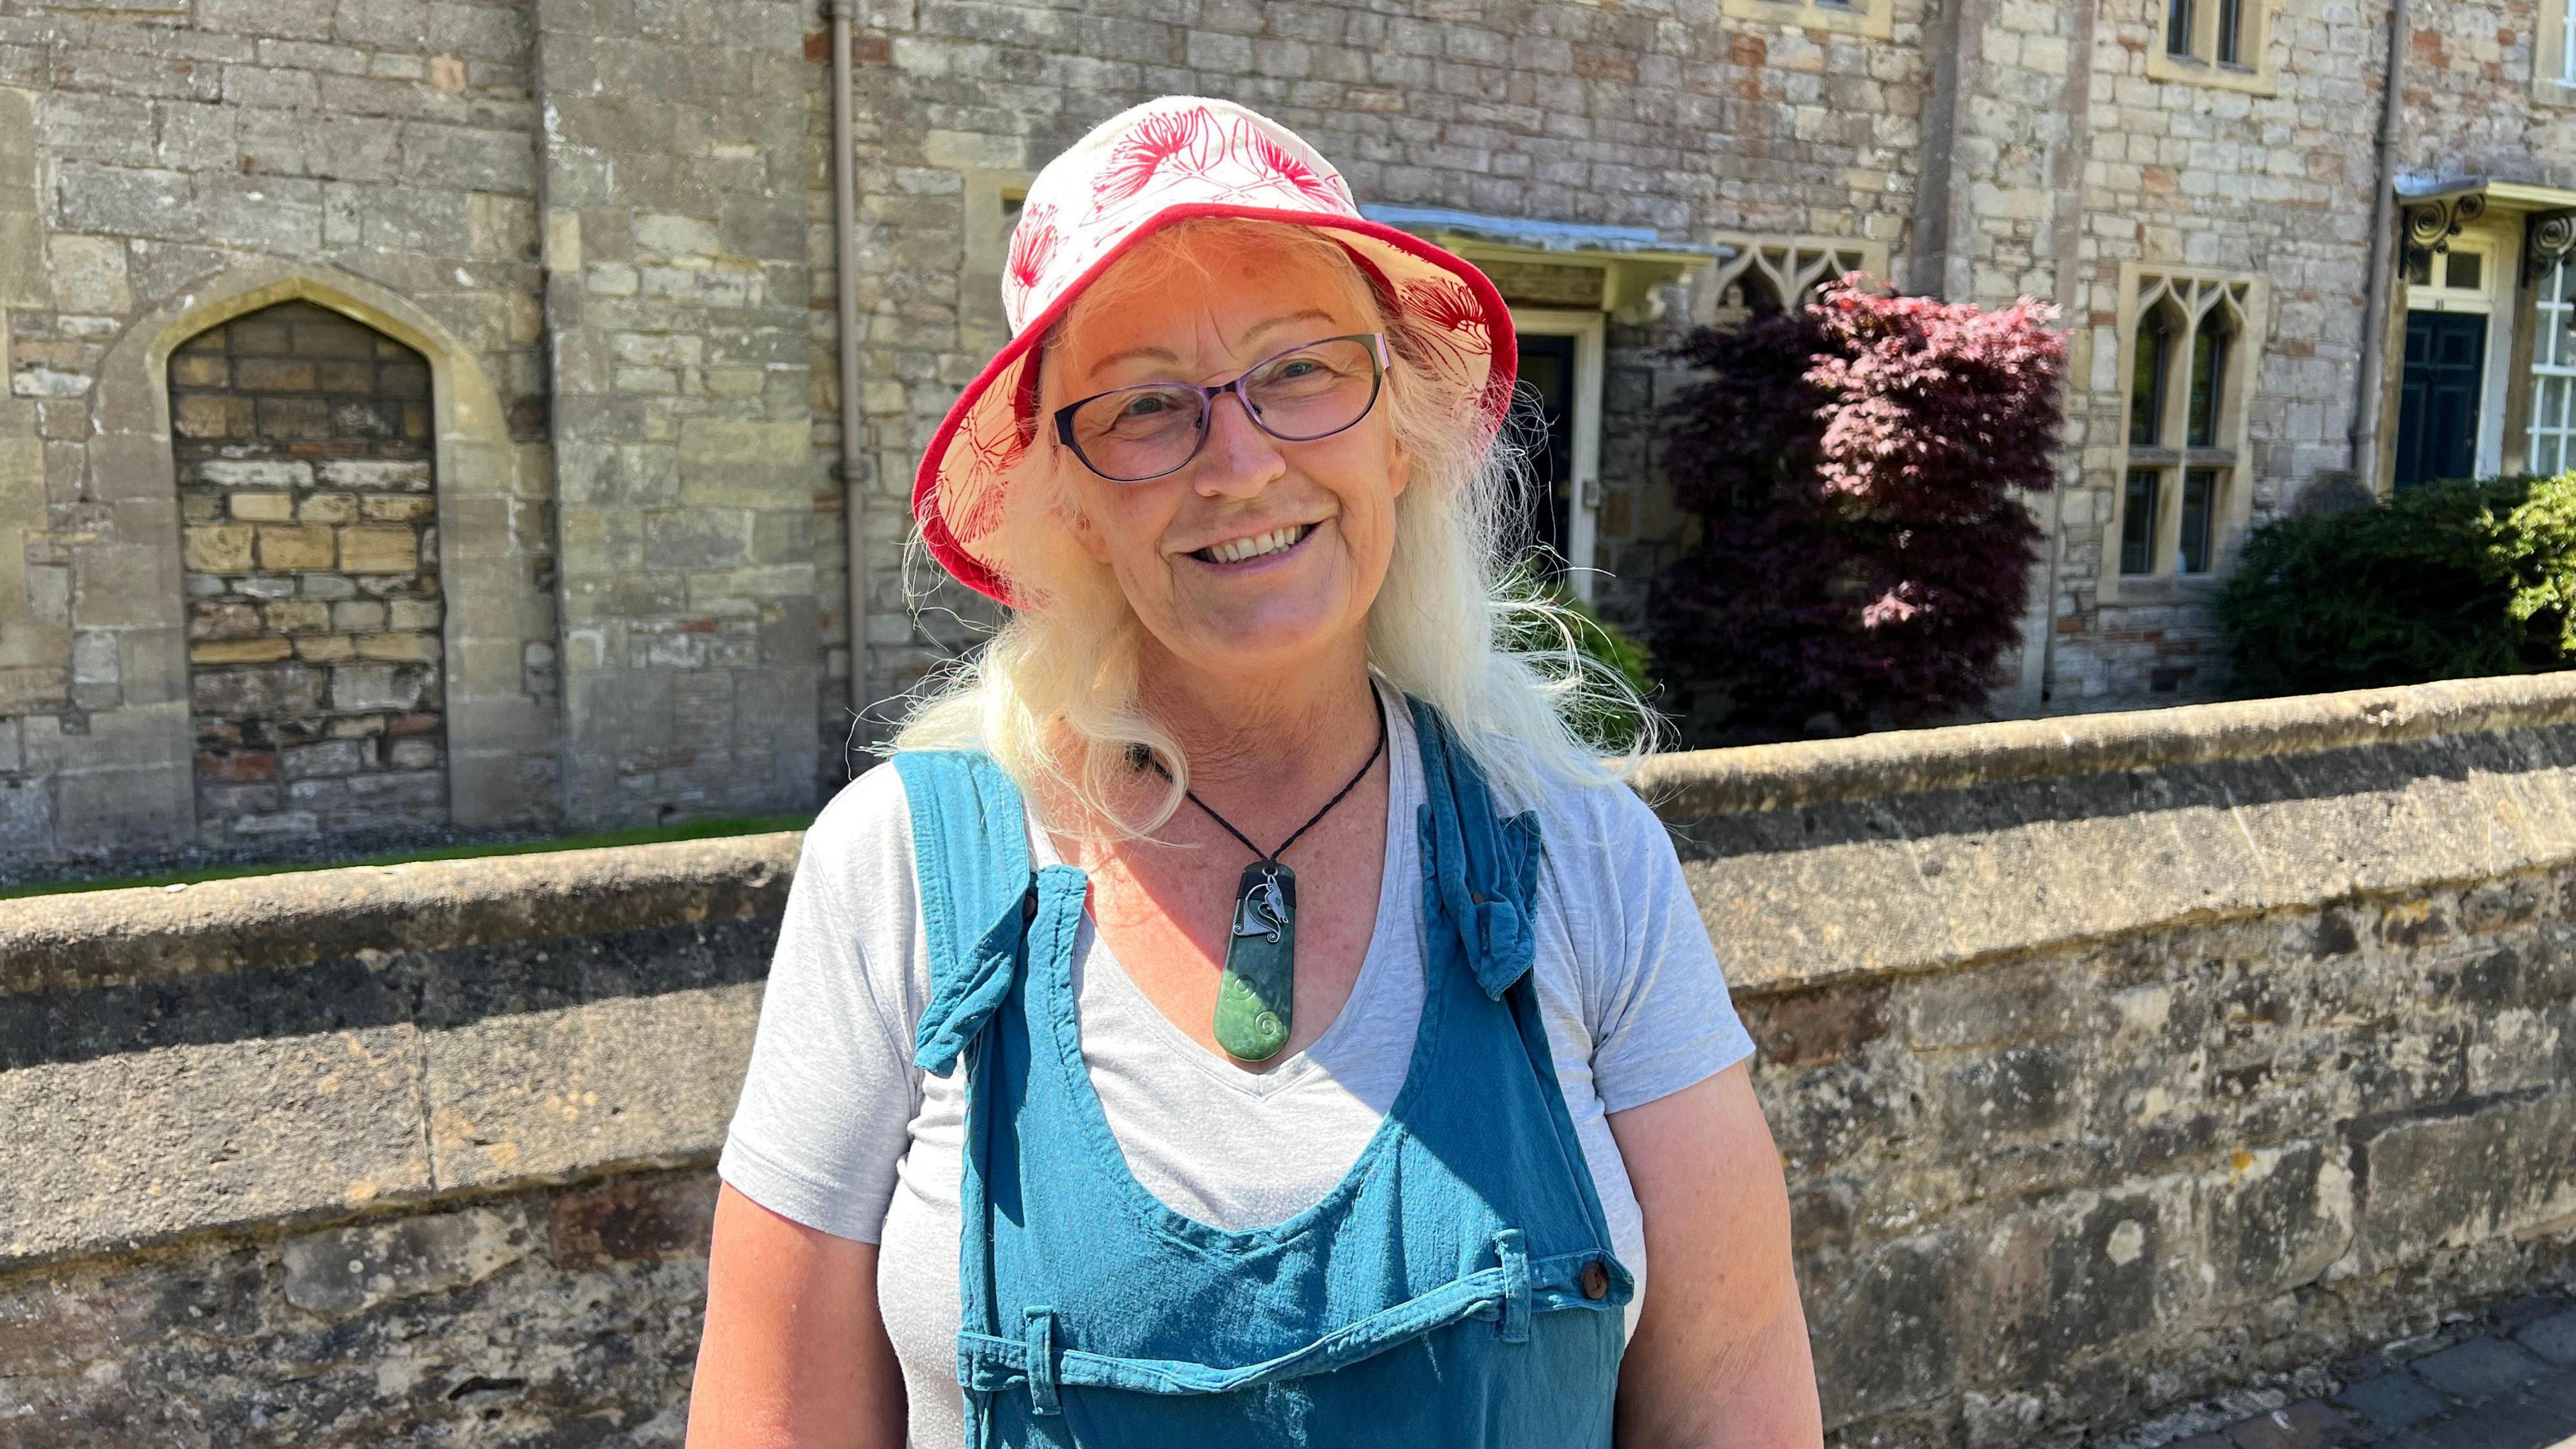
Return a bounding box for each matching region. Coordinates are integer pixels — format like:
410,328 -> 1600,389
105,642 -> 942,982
0,0 -> 563,862
535,0 -> 831,826
5,673 -> 2575,1444
173,300 -> 449,844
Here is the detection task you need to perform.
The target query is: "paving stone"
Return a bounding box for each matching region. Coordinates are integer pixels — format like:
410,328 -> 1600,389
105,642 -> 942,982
2334,1372 -> 2451,1434
2410,1396 -> 2576,1449
2516,1311 -> 2576,1367
2412,1338 -> 2553,1402
2224,1400 -> 2361,1449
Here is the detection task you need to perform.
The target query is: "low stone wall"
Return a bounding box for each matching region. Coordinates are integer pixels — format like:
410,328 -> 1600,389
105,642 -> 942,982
3,675 -> 2574,1446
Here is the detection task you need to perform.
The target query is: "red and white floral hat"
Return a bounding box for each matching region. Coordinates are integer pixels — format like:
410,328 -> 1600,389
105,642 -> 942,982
912,95 -> 1518,604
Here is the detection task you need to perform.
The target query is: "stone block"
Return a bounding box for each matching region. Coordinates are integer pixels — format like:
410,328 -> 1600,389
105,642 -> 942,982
329,661 -> 421,712
46,234 -> 130,315
362,494 -> 436,523
547,1175 -> 718,1267
2353,1095 -> 2576,1271
332,600 -> 386,631
318,459 -> 429,490
355,631 -> 439,662
676,418 -> 806,506
0,1026 -> 432,1263
388,599 -> 442,631
229,492 -> 295,522
421,983 -> 759,1191
282,737 -> 368,779
299,492 -> 358,524
192,661 -> 325,716
265,600 -> 331,634
201,459 -> 314,488
184,525 -> 258,575
338,525 -> 422,574
258,524 -> 337,571
280,1207 -> 533,1319
191,637 -> 294,665
294,634 -> 356,662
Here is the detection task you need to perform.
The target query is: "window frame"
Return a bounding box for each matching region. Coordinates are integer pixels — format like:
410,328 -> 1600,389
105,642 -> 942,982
2528,254 -> 2576,476
1719,0 -> 1893,41
2100,265 -> 2267,600
2147,0 -> 2277,94
2536,0 -> 2576,103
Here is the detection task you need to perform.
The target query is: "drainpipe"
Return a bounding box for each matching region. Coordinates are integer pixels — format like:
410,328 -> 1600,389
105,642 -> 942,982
2351,0 -> 2410,492
828,0 -> 869,751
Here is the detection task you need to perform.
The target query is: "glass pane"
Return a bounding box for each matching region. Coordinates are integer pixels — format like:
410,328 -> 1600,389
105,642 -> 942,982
2123,470 -> 2161,575
2540,433 -> 2563,477
2546,377 -> 2567,431
2188,325 -> 2226,447
2216,0 -> 2243,62
2447,250 -> 2483,292
2180,469 -> 2216,574
2167,0 -> 2193,53
2405,251 -> 2432,286
2130,319 -> 2168,447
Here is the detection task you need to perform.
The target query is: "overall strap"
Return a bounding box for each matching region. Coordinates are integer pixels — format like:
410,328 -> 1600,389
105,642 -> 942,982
893,749 -> 1038,1075
1407,696 -> 1546,1000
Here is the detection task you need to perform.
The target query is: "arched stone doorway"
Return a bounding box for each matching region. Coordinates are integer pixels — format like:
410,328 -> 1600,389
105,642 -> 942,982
172,301 -> 448,843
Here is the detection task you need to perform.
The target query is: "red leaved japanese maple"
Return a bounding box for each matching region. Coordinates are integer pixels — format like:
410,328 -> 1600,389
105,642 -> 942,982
1652,274 -> 2067,741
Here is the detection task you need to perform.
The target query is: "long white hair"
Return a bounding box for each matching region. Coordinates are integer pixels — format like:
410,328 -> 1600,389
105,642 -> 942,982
895,217 -> 1657,835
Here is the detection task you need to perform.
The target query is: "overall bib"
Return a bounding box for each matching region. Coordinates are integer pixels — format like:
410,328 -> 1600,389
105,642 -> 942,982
894,697 -> 1634,1448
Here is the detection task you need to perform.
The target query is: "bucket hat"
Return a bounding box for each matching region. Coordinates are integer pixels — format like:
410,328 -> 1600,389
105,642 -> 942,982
912,95 -> 1519,604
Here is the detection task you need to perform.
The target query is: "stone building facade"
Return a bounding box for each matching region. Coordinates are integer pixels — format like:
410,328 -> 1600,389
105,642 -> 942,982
3,0 -> 2575,861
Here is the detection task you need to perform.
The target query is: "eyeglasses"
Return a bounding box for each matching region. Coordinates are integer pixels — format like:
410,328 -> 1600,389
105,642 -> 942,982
1053,333 -> 1390,484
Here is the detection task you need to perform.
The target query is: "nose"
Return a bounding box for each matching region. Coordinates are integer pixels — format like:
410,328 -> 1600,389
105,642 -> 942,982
1190,388 -> 1287,499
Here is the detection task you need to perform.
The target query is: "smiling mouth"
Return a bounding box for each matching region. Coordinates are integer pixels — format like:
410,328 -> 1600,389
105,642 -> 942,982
1191,523 -> 1318,566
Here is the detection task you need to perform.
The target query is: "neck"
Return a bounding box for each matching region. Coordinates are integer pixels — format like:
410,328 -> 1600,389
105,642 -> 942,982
1138,633 -> 1381,803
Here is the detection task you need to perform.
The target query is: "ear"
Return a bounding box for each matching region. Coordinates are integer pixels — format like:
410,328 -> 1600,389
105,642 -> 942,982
1061,456 -> 1114,564
1386,431 -> 1413,500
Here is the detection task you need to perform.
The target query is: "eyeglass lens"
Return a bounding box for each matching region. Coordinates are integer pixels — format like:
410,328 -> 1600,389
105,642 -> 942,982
1068,337 -> 1381,482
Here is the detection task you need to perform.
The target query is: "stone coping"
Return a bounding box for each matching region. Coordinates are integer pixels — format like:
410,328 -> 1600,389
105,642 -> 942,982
9,672 -> 2576,993
1625,672 -> 2576,816
0,835 -> 798,995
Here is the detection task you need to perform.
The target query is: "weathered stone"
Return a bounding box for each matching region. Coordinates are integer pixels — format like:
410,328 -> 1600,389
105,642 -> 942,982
279,1206 -> 533,1318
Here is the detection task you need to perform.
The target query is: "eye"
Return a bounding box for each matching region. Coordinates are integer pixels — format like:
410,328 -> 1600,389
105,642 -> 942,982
1122,394 -> 1170,418
1273,358 -> 1322,379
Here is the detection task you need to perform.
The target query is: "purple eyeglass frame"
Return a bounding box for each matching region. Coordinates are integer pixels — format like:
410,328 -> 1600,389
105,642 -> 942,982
1051,332 -> 1392,483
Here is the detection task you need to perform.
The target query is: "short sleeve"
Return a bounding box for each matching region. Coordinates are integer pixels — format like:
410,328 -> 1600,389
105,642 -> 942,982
1553,777 -> 1756,1115
717,764 -> 928,1244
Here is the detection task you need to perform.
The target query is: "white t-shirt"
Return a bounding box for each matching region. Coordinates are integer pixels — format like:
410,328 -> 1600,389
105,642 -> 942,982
718,690 -> 1755,1448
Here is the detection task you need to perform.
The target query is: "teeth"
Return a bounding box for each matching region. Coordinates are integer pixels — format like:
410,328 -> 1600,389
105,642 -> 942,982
1202,525 -> 1305,564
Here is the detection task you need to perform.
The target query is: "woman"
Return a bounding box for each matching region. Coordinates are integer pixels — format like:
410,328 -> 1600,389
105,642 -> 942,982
690,97 -> 1821,1448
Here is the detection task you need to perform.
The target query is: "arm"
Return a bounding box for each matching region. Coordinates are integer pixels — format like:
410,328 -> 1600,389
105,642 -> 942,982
686,1184 -> 907,1448
1608,1063 -> 1823,1449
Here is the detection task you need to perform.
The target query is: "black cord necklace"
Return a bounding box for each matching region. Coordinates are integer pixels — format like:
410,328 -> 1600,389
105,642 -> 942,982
1137,690 -> 1387,1062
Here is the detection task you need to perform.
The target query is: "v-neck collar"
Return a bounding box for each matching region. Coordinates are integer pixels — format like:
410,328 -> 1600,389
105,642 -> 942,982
1026,681 -> 1421,1102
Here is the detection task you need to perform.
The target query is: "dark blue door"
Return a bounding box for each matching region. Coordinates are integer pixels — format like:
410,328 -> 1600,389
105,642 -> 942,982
2394,311 -> 2486,490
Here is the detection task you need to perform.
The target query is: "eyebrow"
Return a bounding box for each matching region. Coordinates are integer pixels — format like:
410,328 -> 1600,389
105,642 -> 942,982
1085,309 -> 1343,376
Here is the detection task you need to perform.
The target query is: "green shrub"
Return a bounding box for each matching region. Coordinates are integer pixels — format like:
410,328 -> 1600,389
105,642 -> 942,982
2215,472 -> 2576,695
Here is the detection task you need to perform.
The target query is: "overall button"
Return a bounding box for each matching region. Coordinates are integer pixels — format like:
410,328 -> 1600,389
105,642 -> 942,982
1579,1261 -> 1610,1300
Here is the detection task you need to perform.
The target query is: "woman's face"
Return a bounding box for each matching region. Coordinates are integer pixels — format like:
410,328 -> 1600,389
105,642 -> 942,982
1045,228 -> 1411,690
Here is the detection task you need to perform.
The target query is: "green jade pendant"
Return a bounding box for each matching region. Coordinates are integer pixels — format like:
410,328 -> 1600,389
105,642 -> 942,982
1214,861 -> 1297,1061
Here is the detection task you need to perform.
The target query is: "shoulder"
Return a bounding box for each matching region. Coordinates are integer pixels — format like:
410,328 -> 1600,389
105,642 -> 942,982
1477,739 -> 1672,865
790,758 -> 924,920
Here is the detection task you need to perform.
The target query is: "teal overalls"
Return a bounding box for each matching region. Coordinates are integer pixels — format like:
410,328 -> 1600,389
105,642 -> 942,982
896,696 -> 1634,1447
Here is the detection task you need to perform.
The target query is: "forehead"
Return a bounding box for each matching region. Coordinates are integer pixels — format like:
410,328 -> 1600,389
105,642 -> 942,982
1055,228 -> 1376,380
